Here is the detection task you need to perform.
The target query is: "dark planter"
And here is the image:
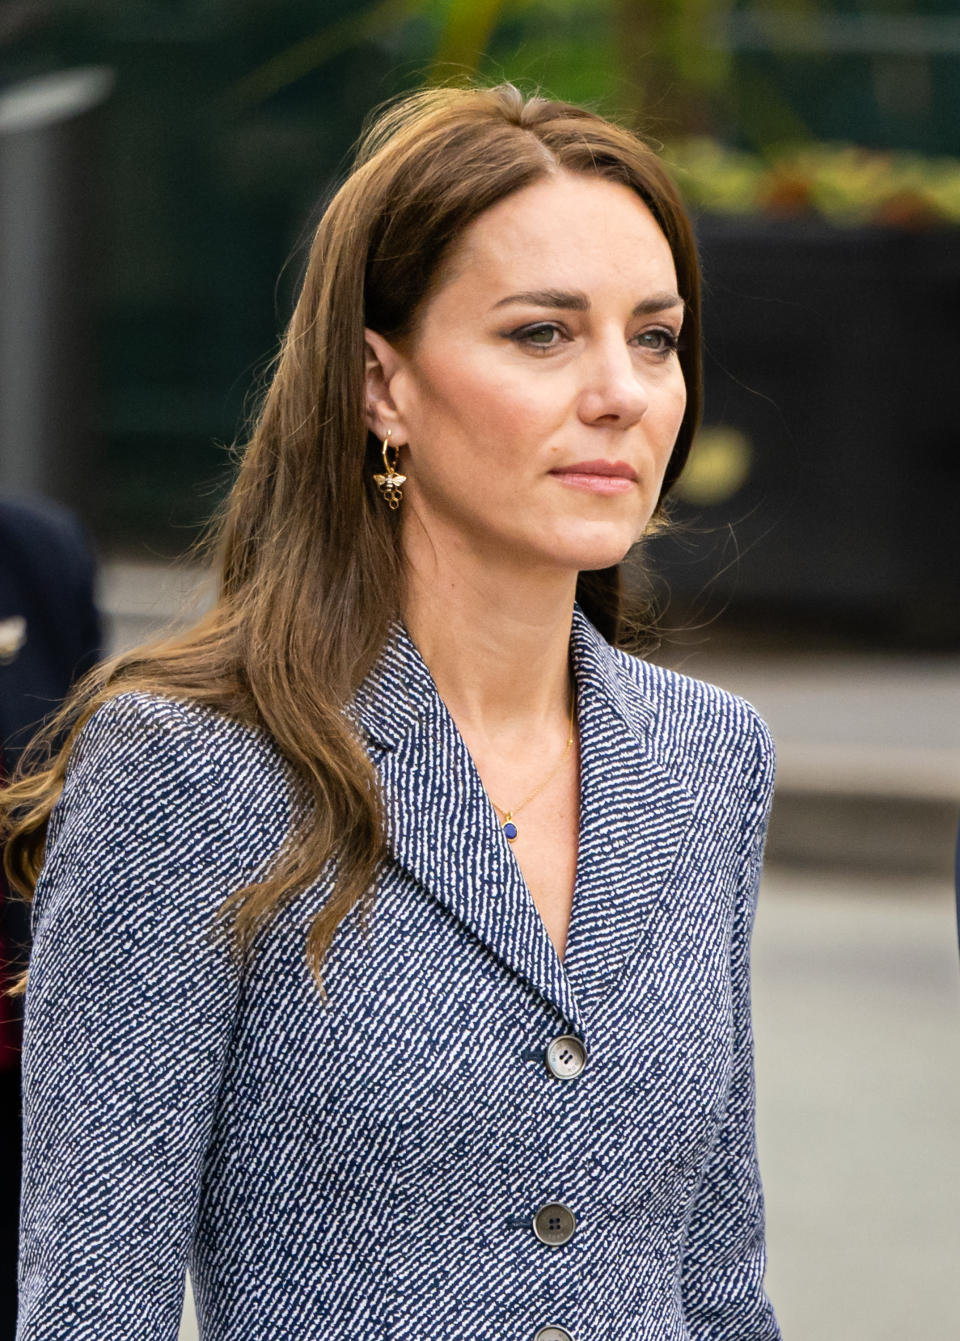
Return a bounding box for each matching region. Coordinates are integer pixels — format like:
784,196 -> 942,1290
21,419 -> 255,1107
649,216 -> 960,647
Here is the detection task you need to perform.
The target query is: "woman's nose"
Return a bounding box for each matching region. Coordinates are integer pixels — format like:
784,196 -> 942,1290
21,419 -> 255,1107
576,337 -> 649,427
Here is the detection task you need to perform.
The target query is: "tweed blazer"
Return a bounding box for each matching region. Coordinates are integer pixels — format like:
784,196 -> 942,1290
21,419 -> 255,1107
17,605 -> 781,1341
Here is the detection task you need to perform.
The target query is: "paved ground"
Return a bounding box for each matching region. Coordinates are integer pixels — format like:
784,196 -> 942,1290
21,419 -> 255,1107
753,867 -> 959,1340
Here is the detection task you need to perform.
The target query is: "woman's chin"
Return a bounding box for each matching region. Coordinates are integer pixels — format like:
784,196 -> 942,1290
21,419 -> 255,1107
546,528 -> 646,576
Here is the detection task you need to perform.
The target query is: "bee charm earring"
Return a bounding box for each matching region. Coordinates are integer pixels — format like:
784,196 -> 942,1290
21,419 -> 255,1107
373,431 -> 406,511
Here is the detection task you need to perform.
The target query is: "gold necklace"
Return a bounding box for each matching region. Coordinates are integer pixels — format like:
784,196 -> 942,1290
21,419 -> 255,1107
490,690 -> 576,843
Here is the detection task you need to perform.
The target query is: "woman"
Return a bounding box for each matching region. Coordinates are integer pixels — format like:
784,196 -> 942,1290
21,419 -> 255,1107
4,84 -> 780,1339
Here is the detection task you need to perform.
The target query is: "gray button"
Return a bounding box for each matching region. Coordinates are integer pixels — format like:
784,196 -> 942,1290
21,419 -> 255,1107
533,1327 -> 575,1341
532,1201 -> 576,1245
545,1035 -> 587,1080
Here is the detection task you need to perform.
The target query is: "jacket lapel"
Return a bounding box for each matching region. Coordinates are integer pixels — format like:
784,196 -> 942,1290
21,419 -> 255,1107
350,607 -> 696,1031
352,621 -> 581,1030
559,609 -> 696,1014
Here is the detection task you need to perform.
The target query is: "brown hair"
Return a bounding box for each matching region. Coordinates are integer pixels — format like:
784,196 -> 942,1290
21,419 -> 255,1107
1,82 -> 702,996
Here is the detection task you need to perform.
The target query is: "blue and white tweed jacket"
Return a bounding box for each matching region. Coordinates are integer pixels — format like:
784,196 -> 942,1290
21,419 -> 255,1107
18,605 -> 781,1340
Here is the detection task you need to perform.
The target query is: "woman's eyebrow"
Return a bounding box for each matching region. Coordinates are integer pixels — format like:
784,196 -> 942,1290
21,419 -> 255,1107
490,288 -> 684,316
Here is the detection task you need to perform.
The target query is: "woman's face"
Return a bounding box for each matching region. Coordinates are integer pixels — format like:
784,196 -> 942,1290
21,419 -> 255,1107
365,170 -> 687,578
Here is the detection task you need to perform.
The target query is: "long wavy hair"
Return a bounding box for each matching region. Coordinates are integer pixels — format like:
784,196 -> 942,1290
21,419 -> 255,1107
2,82 -> 702,995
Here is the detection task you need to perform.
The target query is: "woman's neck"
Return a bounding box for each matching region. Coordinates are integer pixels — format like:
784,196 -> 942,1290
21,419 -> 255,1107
401,535 -> 577,750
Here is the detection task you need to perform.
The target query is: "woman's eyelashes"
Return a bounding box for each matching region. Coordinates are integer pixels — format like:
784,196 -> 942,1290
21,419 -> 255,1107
635,327 -> 681,355
510,321 -> 569,350
505,321 -> 681,357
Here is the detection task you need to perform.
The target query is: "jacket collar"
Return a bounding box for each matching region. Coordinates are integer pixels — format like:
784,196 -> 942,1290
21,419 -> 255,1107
351,605 -> 694,1034
352,605 -> 657,753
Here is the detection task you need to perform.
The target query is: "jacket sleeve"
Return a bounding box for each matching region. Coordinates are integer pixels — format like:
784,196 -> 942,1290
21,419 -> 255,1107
680,710 -> 781,1340
17,693 -> 279,1340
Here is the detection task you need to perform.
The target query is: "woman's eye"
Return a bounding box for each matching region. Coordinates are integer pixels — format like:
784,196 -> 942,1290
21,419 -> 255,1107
507,323 -> 680,356
635,328 -> 680,355
512,323 -> 566,350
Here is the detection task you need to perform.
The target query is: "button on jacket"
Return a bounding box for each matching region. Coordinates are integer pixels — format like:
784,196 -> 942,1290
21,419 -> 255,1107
17,606 -> 781,1340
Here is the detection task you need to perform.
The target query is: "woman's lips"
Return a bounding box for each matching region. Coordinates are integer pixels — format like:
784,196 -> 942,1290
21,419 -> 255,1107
549,459 -> 637,495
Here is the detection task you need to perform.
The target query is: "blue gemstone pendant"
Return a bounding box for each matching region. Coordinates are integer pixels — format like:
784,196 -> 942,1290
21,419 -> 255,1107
503,820 -> 518,842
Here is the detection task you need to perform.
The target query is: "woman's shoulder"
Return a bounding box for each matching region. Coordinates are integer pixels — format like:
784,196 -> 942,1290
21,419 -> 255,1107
52,689 -> 294,868
608,646 -> 776,795
71,688 -> 290,787
74,687 -> 275,759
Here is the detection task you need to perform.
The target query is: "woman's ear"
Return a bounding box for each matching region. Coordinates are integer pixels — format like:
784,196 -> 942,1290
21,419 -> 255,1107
364,328 -> 409,444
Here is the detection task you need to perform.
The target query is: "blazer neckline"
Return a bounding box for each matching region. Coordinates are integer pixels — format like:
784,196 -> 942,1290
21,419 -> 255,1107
347,606 -> 694,1033
350,602 -> 658,754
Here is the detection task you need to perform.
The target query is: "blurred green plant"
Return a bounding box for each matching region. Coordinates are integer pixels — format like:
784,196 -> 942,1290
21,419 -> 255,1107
665,137 -> 960,227
427,0 -> 509,80
222,0 -> 735,129
223,0 -> 422,111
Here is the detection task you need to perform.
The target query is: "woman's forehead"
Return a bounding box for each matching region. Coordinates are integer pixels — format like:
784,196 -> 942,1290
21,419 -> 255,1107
431,174 -> 678,308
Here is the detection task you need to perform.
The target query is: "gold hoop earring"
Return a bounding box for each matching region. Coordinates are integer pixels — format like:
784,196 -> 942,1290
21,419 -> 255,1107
373,431 -> 406,511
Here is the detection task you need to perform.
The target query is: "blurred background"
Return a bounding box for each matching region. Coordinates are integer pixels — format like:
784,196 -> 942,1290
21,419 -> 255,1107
1,2 -> 958,1337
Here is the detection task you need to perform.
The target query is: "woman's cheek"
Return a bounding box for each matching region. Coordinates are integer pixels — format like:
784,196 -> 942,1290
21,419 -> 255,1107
656,379 -> 687,451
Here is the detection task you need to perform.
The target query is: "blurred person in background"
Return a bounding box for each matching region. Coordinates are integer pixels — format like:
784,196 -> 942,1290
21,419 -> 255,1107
0,492 -> 101,1334
3,85 -> 780,1339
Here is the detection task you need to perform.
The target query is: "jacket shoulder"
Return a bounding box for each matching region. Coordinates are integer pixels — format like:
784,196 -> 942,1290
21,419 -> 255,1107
52,690 -> 294,876
610,647 -> 776,804
72,687 -> 274,758
70,687 -> 288,777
